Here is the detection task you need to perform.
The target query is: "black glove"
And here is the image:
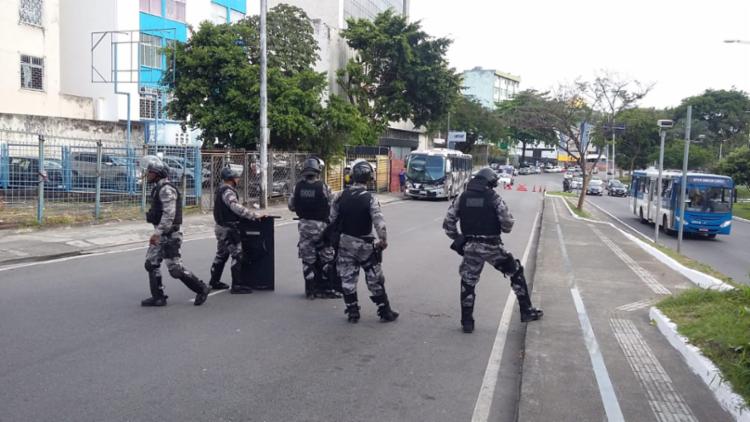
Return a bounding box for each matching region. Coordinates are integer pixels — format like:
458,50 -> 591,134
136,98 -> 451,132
450,235 -> 467,256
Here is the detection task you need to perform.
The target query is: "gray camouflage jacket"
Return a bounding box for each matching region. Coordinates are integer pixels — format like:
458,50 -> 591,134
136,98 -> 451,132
329,184 -> 387,242
443,189 -> 515,240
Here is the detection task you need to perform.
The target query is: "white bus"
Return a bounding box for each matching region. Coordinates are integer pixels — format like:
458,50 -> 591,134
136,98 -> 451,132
630,168 -> 734,237
404,149 -> 472,199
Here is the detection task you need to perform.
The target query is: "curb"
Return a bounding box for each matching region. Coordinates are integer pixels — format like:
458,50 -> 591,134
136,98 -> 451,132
650,307 -> 749,421
0,250 -> 84,266
734,216 -> 750,224
546,193 -> 733,292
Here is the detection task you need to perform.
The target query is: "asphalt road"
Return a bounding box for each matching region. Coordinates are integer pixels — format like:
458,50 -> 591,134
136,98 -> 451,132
0,180 -> 545,422
585,192 -> 750,285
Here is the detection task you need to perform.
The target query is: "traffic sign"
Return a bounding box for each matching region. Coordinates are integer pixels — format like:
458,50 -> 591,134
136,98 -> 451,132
448,131 -> 467,143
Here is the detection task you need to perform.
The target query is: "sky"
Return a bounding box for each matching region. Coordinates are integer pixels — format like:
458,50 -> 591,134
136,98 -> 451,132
409,0 -> 750,108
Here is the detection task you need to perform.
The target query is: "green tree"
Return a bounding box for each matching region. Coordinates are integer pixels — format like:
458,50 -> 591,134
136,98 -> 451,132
338,10 -> 461,133
649,141 -> 713,170
673,89 -> 750,155
495,90 -> 557,166
427,96 -> 505,153
614,108 -> 663,174
166,5 -> 372,156
717,146 -> 750,189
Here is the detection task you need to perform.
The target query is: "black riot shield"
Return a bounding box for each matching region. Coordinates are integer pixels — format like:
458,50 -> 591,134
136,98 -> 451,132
237,217 -> 275,290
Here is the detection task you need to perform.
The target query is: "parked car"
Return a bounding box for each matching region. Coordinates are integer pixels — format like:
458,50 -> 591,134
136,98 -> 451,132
570,177 -> 583,190
607,180 -> 628,197
518,166 -> 533,175
71,152 -> 141,191
587,179 -> 604,195
8,157 -> 65,190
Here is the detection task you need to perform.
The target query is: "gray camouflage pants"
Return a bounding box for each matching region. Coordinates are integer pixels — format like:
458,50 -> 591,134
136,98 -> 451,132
210,225 -> 243,284
337,234 -> 385,297
144,230 -> 205,296
297,220 -> 335,292
459,240 -> 530,310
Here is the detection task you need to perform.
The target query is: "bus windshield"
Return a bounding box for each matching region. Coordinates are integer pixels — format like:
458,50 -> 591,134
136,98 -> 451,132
407,155 -> 445,182
685,185 -> 732,213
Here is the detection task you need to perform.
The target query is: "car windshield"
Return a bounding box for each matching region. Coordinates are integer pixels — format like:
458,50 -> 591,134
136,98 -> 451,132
44,160 -> 62,170
407,155 -> 444,182
685,186 -> 732,213
590,180 -> 603,186
109,156 -> 128,166
611,181 -> 625,188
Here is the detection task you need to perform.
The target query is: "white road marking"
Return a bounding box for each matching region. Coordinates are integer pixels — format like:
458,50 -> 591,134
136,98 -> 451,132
589,225 -> 671,295
616,298 -> 658,312
553,197 -> 626,422
586,199 -> 653,242
189,289 -> 228,302
610,318 -> 698,422
471,208 -> 540,422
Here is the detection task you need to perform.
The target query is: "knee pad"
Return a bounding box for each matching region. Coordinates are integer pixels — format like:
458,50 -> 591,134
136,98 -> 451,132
145,261 -> 159,272
167,264 -> 183,279
460,281 -> 475,299
500,255 -> 521,277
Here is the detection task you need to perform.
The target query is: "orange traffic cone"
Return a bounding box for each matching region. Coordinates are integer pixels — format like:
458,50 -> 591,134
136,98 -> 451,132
533,185 -> 537,192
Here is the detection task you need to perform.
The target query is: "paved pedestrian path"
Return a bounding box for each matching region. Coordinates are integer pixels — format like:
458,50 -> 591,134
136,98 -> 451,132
519,196 -> 732,421
0,193 -> 404,267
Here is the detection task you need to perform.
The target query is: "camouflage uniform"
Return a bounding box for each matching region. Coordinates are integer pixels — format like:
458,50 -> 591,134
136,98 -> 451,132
210,184 -> 259,288
144,179 -> 207,299
443,186 -> 539,328
288,182 -> 337,298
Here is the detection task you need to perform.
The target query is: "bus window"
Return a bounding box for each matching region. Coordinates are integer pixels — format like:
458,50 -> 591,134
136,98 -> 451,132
445,158 -> 452,172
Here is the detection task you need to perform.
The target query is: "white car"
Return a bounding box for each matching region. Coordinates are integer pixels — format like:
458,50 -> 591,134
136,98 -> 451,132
497,172 -> 513,186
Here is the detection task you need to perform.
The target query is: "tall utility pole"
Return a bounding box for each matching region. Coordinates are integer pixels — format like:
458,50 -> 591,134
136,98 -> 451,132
655,127 -> 667,244
259,0 -> 269,208
678,106 -> 692,253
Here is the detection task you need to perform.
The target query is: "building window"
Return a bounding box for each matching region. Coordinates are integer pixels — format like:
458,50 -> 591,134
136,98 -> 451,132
19,0 -> 43,26
166,0 -> 186,22
20,55 -> 44,91
140,33 -> 162,68
210,3 -> 227,24
140,88 -> 159,119
140,0 -> 161,15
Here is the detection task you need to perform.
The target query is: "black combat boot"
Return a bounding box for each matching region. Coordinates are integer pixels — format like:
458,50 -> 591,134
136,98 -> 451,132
521,307 -> 544,322
142,273 -> 168,306
229,260 -> 252,294
316,263 -> 341,299
209,261 -> 230,290
509,262 -> 543,323
177,271 -> 209,306
372,294 -> 399,322
343,293 -> 360,323
461,306 -> 475,333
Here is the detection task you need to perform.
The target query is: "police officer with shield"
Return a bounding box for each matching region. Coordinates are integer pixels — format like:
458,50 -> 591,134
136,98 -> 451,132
329,159 -> 398,323
443,167 -> 543,333
209,167 -> 264,294
141,155 -> 210,307
288,157 -> 339,299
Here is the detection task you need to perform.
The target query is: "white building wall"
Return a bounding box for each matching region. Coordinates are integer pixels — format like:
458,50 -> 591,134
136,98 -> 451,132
0,0 -> 93,119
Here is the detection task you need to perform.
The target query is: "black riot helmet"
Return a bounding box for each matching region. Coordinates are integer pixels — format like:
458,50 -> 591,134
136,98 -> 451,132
474,167 -> 499,188
301,157 -> 322,177
220,166 -> 241,181
140,155 -> 169,179
351,159 -> 374,183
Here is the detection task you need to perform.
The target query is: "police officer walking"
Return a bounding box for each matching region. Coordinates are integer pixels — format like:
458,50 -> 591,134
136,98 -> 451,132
443,167 -> 543,333
329,160 -> 398,323
288,157 -> 339,299
141,156 -> 210,307
209,167 -> 263,294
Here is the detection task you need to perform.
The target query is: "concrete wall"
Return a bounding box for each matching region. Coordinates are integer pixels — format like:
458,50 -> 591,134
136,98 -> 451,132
462,69 -> 496,109
0,113 -> 145,142
0,0 -> 94,119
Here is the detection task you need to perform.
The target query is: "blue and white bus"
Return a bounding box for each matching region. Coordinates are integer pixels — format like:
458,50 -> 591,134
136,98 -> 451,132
404,149 -> 472,199
630,168 -> 734,238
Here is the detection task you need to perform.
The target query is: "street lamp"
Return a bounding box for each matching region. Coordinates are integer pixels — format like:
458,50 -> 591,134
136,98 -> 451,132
655,119 -> 674,244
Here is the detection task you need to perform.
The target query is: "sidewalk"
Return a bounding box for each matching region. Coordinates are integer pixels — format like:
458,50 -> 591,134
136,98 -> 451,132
519,196 -> 732,421
0,192 -> 404,267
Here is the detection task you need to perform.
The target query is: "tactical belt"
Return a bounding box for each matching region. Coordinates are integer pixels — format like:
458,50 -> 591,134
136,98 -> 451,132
465,235 -> 502,245
161,225 -> 181,235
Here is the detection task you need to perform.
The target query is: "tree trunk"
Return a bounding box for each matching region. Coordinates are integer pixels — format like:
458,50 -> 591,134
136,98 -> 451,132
576,157 -> 588,210
521,141 -> 527,166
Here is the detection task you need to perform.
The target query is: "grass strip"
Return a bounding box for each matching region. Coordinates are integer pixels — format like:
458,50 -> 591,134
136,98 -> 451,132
658,287 -> 750,406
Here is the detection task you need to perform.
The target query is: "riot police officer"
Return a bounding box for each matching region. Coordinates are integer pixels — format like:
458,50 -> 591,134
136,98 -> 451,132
443,167 -> 543,333
141,155 -> 210,307
288,157 -> 339,299
209,167 -> 263,294
329,159 -> 398,323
